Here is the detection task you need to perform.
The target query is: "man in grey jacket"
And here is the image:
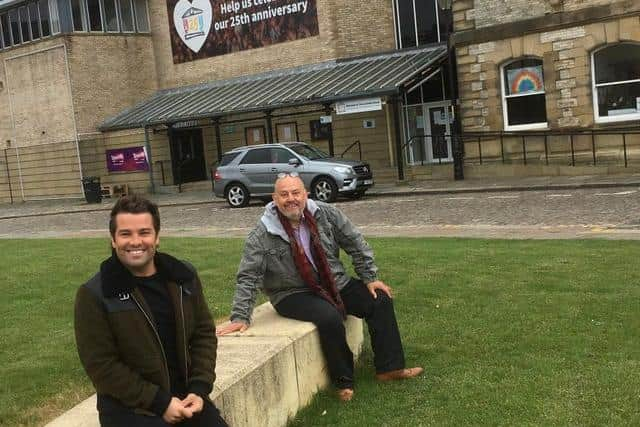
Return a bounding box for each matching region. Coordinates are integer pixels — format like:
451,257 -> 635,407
217,174 -> 422,400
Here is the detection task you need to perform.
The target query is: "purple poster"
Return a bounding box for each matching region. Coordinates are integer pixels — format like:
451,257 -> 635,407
167,0 -> 319,64
106,147 -> 149,173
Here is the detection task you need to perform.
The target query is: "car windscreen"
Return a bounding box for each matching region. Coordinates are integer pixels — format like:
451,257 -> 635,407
287,144 -> 331,160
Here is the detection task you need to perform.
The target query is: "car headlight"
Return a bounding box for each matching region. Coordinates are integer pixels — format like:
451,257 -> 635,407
333,166 -> 353,175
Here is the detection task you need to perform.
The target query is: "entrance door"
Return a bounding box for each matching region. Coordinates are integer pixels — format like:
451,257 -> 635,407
170,129 -> 207,185
426,105 -> 452,162
404,102 -> 452,164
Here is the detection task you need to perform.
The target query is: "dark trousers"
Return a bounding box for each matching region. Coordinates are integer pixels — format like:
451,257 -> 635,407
98,398 -> 227,427
274,278 -> 405,389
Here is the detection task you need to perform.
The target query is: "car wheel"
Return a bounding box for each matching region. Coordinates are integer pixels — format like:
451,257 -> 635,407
312,177 -> 338,203
226,183 -> 250,208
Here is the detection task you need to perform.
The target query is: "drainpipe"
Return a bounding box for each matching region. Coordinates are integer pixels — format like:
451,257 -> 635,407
392,96 -> 405,181
144,126 -> 155,194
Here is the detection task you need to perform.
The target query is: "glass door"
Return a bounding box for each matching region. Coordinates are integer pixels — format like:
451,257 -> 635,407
404,102 -> 452,164
426,105 -> 452,162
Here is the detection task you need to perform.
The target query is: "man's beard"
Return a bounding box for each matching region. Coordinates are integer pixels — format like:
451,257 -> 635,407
282,209 -> 303,222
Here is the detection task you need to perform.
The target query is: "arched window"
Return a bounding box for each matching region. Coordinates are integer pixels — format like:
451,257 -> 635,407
592,43 -> 640,123
500,58 -> 547,130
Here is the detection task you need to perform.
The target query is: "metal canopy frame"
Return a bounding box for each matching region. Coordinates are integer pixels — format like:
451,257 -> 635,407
100,44 -> 448,132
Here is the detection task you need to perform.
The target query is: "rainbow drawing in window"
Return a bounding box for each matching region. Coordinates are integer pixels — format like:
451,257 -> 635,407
507,66 -> 544,95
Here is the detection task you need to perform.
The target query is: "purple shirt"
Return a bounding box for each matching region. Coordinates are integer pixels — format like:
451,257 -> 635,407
292,215 -> 317,270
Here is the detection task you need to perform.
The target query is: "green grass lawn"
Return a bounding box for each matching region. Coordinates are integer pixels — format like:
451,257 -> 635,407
1,238 -> 639,426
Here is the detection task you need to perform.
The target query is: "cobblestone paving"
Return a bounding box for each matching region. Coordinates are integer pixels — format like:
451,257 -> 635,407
1,186 -> 639,239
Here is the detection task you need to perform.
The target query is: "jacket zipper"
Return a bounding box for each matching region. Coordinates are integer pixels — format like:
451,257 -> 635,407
132,293 -> 171,391
179,285 -> 189,386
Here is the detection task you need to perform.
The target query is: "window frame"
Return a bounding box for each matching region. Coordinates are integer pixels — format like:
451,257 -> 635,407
500,57 -> 548,131
393,0 -> 442,49
591,43 -> 640,124
117,0 -> 135,33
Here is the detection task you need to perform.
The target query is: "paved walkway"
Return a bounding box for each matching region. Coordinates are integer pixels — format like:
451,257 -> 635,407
2,174 -> 640,220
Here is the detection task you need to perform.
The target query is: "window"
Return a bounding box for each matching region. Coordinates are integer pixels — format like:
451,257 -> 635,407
309,120 -> 331,140
240,148 -> 270,164
19,6 -> 30,41
404,68 -> 450,105
269,148 -> 294,163
103,0 -> 119,31
0,13 -> 10,47
501,58 -> 547,130
219,152 -> 241,166
48,0 -> 60,34
592,43 -> 640,123
118,0 -> 134,32
70,0 -> 86,31
39,0 -> 51,36
245,126 -> 266,145
28,2 -> 41,39
276,122 -> 298,142
86,0 -> 102,31
9,9 -> 21,44
133,0 -> 148,32
393,0 -> 450,49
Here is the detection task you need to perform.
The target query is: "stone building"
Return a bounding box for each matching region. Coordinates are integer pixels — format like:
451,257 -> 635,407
0,0 -> 457,202
452,0 -> 640,177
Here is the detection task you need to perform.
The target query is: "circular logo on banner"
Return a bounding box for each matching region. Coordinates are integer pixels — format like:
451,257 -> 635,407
173,0 -> 213,53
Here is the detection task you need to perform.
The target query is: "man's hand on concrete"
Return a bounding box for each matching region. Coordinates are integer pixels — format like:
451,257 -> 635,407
163,397 -> 188,424
181,393 -> 204,417
367,280 -> 393,299
216,321 -> 249,336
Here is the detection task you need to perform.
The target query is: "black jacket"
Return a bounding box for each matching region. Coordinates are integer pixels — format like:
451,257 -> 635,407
74,252 -> 217,416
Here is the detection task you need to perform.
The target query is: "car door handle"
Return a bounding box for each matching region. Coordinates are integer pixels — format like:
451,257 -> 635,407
239,168 -> 246,172
270,168 -> 278,172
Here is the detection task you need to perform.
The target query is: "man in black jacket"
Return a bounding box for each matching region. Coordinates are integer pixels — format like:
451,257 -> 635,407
74,195 -> 227,426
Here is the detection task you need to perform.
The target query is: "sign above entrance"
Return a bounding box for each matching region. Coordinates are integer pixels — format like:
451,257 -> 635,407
167,0 -> 319,64
319,115 -> 332,124
335,98 -> 382,115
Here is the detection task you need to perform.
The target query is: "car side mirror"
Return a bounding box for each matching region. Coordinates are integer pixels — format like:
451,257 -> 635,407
288,158 -> 301,167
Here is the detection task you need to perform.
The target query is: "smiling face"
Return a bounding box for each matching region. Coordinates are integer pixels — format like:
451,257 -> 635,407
111,212 -> 159,277
272,176 -> 308,225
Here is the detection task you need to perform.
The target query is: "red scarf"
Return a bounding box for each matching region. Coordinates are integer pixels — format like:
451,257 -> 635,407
277,208 -> 346,318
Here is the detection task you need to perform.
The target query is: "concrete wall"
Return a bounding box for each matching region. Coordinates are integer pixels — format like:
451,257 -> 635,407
0,37 -> 76,148
149,0 -> 397,89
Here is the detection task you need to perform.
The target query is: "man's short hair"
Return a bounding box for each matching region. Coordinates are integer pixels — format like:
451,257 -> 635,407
109,195 -> 161,237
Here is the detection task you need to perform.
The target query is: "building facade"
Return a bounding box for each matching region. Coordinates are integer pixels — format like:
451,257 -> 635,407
453,0 -> 640,177
0,0 -> 457,202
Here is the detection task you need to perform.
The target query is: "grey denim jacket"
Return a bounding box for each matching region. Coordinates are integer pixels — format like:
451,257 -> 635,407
230,199 -> 378,324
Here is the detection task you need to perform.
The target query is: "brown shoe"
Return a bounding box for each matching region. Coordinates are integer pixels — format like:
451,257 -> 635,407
337,388 -> 354,401
375,367 -> 424,382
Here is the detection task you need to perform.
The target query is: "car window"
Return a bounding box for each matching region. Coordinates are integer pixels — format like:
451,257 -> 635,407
271,148 -> 295,163
287,144 -> 330,160
219,152 -> 241,166
240,148 -> 271,164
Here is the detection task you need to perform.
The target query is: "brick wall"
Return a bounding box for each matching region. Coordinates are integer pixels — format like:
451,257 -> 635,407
67,34 -> 158,136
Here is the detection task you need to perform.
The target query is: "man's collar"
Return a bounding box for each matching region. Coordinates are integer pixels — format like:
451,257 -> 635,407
100,252 -> 195,297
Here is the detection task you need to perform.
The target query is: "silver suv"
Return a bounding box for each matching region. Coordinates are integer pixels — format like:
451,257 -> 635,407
213,142 -> 374,207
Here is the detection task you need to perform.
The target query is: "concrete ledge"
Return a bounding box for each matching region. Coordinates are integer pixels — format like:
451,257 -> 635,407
46,302 -> 364,427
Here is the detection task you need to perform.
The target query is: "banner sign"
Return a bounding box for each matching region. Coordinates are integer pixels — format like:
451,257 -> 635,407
168,0 -> 319,64
507,66 -> 544,95
335,98 -> 383,115
106,147 -> 149,173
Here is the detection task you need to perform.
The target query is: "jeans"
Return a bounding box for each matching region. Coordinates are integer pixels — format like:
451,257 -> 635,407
274,278 -> 405,389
